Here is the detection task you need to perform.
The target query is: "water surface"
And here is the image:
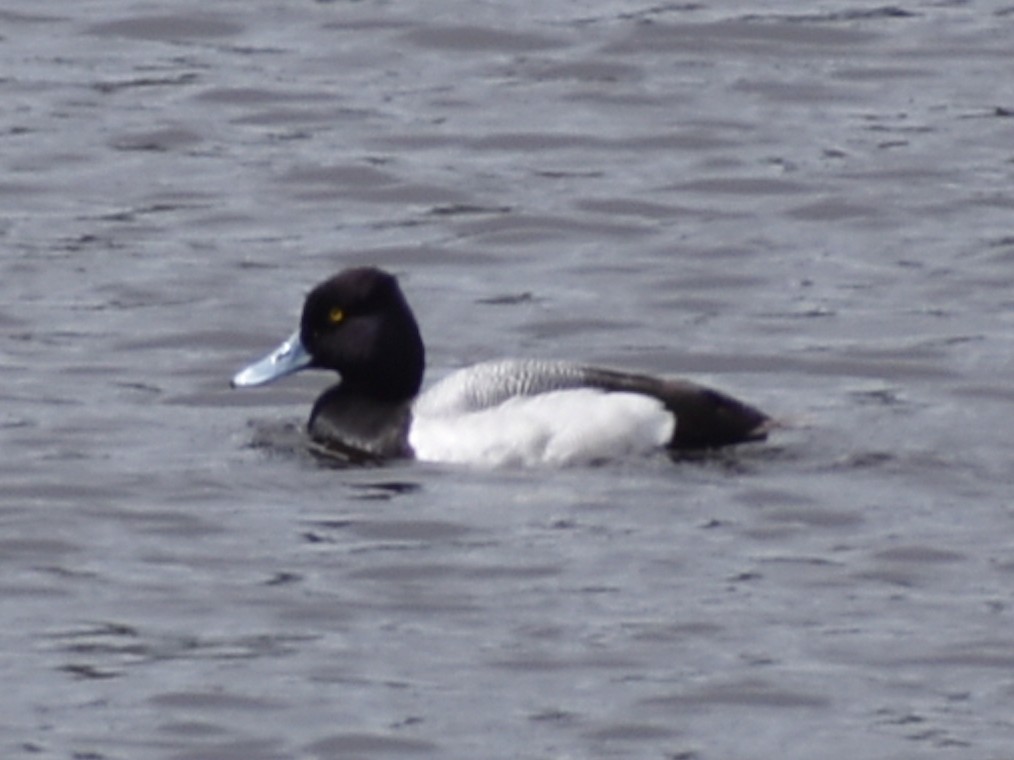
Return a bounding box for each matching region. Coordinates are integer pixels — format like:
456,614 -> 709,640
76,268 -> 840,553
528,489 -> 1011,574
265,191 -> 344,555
3,1 -> 1014,758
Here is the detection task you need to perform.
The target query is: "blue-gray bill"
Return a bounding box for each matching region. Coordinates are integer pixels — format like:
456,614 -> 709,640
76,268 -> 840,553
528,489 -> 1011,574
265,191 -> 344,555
231,329 -> 311,387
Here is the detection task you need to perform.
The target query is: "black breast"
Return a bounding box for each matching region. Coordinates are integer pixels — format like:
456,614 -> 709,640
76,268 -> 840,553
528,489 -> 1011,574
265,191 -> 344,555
308,385 -> 414,461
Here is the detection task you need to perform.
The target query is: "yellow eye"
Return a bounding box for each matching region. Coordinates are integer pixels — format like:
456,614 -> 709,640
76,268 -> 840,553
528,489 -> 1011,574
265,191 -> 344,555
328,307 -> 345,324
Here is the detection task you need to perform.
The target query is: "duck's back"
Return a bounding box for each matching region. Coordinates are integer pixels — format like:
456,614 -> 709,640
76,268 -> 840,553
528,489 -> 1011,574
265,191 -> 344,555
412,359 -> 595,417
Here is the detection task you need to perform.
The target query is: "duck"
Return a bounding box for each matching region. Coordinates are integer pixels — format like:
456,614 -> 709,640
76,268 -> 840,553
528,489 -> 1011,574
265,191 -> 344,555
231,267 -> 772,466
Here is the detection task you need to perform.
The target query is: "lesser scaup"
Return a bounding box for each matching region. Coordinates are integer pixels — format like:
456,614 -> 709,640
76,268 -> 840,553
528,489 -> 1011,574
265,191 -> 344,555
231,267 -> 772,466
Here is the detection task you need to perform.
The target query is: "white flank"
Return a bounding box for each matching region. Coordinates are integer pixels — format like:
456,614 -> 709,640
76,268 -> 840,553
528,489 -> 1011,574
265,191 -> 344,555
409,388 -> 674,467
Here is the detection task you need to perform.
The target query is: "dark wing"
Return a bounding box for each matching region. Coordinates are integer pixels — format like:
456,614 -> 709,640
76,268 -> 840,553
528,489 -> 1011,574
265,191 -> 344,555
581,367 -> 772,449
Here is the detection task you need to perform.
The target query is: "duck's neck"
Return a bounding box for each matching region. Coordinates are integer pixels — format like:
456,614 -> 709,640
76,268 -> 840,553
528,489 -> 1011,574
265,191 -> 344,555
308,384 -> 414,459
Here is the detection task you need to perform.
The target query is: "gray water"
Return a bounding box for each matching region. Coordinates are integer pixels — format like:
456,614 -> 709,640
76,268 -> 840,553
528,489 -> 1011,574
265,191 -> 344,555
3,1 -> 1014,758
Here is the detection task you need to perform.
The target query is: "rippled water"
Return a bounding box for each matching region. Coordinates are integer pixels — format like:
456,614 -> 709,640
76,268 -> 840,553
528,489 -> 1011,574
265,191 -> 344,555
3,1 -> 1014,758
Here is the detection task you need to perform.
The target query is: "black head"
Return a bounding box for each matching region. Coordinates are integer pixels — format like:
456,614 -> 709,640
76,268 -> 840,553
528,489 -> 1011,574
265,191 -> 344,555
300,267 -> 425,401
